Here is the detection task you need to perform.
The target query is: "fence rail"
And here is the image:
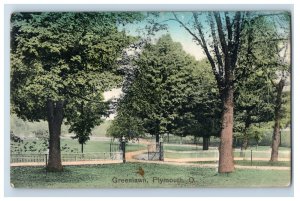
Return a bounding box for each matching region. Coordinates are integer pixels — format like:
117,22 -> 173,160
164,149 -> 291,161
11,152 -> 122,164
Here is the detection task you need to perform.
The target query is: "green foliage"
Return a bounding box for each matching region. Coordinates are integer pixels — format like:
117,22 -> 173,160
11,12 -> 143,146
67,100 -> 109,145
234,13 -> 291,149
176,59 -> 221,137
108,35 -> 221,140
107,114 -> 145,140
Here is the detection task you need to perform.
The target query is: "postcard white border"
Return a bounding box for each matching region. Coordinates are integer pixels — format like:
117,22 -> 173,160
2,3 -> 296,198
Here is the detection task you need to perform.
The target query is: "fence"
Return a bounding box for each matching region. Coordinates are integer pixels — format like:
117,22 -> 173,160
11,152 -> 122,164
147,143 -> 164,161
163,149 -> 291,162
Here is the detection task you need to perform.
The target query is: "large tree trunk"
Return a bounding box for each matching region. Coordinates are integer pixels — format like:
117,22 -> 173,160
218,87 -> 234,173
270,79 -> 284,162
203,136 -> 210,150
46,100 -> 64,172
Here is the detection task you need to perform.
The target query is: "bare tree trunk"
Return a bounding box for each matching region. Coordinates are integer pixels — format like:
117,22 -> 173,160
156,134 -> 159,143
203,136 -> 210,150
241,137 -> 249,151
270,79 -> 284,162
239,137 -> 248,157
241,116 -> 251,151
218,87 -> 234,173
81,143 -> 84,153
155,134 -> 160,150
46,100 -> 64,172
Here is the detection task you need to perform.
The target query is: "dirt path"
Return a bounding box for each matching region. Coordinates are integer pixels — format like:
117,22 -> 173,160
10,149 -> 290,171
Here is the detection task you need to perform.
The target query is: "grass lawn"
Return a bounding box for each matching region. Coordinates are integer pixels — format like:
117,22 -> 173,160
60,139 -> 146,153
11,139 -> 146,154
91,120 -> 113,137
234,160 -> 291,167
10,163 -> 291,188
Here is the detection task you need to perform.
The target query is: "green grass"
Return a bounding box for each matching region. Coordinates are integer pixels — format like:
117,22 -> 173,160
10,163 -> 291,188
91,120 -> 113,137
11,138 -> 146,154
60,139 -> 146,153
234,160 -> 290,167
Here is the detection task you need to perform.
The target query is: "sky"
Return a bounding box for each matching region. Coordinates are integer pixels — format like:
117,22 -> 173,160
104,12 -> 209,112
119,12 -> 207,60
105,12 -> 209,114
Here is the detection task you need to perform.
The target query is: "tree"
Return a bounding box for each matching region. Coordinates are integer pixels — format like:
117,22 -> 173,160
173,59 -> 222,150
172,11 -> 246,173
110,35 -> 202,144
68,100 -> 109,153
234,73 -> 274,150
237,12 -> 291,161
10,12 -> 142,171
107,109 -> 145,141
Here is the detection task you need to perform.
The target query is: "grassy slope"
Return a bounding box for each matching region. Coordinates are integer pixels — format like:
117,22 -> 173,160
10,163 -> 291,188
11,139 -> 146,154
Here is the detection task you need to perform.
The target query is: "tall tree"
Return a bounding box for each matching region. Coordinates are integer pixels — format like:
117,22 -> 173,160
238,12 -> 291,161
10,12 -> 142,171
109,35 -> 202,144
172,11 -> 246,173
234,73 -> 274,150
174,59 -> 222,150
265,16 -> 291,161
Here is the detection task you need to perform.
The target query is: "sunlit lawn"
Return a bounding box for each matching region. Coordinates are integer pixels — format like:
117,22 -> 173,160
11,163 -> 291,188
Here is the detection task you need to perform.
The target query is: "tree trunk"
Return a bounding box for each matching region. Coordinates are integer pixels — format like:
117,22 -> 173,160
270,79 -> 284,162
218,87 -> 234,173
240,137 -> 248,158
156,134 -> 159,143
46,100 -> 64,172
203,136 -> 210,150
155,134 -> 160,150
81,143 -> 84,153
241,137 -> 249,151
241,117 -> 251,151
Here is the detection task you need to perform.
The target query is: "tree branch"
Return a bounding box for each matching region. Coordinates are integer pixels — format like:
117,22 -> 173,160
192,12 -> 224,89
213,12 -> 228,56
231,11 -> 242,69
225,12 -> 233,44
209,12 -> 224,79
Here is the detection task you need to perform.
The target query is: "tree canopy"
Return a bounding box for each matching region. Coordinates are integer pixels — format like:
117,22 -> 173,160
10,12 -> 143,171
108,35 -> 221,146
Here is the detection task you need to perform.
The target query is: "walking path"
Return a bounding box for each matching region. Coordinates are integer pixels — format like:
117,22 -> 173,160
11,149 -> 290,171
